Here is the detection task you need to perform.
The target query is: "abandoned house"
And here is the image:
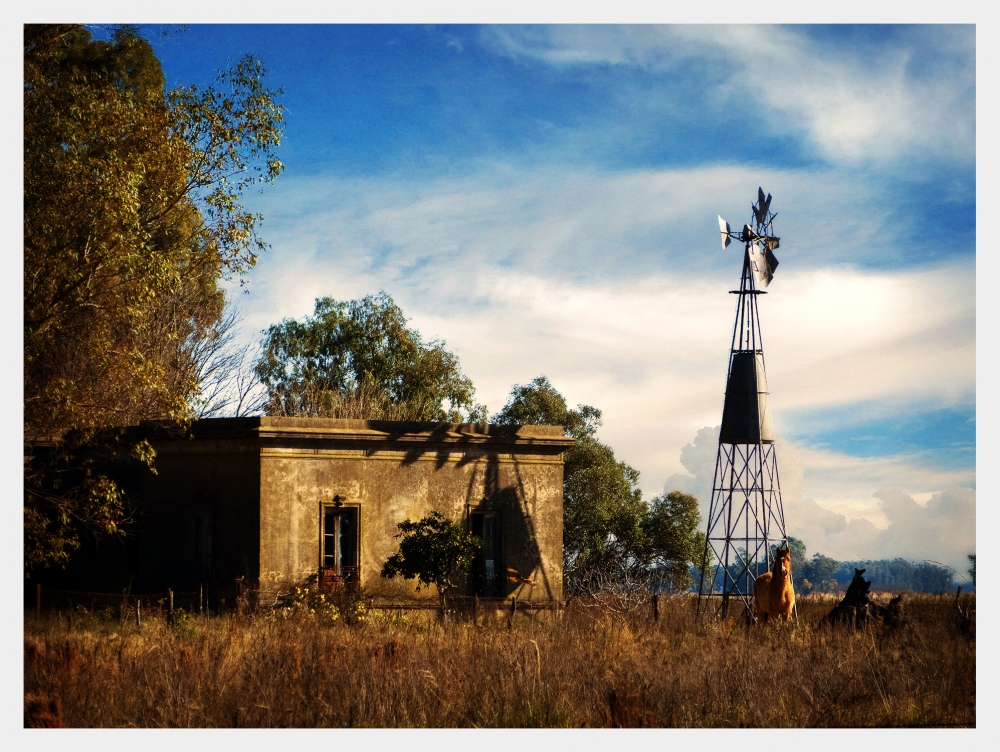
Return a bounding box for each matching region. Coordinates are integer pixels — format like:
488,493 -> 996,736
95,417 -> 573,606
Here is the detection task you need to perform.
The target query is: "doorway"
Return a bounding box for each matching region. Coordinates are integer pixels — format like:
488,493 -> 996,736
471,511 -> 504,597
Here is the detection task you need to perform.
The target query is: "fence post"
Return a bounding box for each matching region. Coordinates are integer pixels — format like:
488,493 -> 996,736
136,600 -> 141,630
653,593 -> 660,622
199,583 -> 204,616
36,584 -> 41,619
168,589 -> 174,626
508,595 -> 517,629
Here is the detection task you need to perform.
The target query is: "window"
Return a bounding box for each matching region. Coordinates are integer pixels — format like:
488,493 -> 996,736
321,506 -> 359,590
471,512 -> 504,597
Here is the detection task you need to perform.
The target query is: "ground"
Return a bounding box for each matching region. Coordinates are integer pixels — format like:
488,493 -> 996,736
23,591 -> 974,728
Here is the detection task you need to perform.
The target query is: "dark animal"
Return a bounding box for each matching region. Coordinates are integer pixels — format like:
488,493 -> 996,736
955,586 -> 974,637
823,568 -> 871,626
822,568 -> 904,629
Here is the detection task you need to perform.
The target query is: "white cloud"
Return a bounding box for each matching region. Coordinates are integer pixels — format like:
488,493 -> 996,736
231,163 -> 973,552
664,425 -> 975,572
484,25 -> 975,163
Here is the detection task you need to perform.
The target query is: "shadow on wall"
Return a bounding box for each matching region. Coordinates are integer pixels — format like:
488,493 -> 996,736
459,452 -> 552,601
345,423 -> 560,602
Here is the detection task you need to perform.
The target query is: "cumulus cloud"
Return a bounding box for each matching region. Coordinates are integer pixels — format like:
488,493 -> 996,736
788,488 -> 976,574
483,25 -> 975,163
663,425 -> 975,572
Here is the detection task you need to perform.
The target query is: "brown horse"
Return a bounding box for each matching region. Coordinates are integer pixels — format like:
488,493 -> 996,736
754,544 -> 795,623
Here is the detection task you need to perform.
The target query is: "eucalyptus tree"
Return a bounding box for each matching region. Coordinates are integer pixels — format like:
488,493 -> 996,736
24,24 -> 284,570
256,292 -> 487,422
492,376 -> 704,591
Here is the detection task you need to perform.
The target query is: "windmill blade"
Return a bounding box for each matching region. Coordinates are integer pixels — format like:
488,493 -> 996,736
765,247 -> 779,277
718,215 -> 732,249
748,241 -> 777,288
753,188 -> 766,225
764,236 -> 779,252
754,187 -> 773,226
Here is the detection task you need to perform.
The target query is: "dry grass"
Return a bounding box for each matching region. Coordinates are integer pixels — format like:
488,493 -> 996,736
23,591 -> 975,728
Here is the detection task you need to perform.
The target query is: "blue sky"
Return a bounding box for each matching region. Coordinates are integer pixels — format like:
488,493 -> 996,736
89,23 -> 976,570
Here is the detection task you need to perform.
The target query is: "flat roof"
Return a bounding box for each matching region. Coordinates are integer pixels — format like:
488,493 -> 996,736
140,417 -> 576,452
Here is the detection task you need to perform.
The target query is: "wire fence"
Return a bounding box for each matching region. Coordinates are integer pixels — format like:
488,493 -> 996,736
33,587 -> 202,619
29,584 -> 562,620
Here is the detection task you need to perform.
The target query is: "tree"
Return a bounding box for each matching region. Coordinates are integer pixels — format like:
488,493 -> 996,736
801,552 -> 840,593
491,376 -> 601,440
24,24 -> 284,570
641,491 -> 706,591
190,301 -> 267,418
968,554 -> 976,585
786,536 -> 807,581
562,434 -> 649,574
492,376 -> 704,590
256,292 -> 487,422
834,558 -> 953,593
380,512 -> 480,613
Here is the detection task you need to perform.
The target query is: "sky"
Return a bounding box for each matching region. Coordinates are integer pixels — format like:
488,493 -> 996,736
89,22 -> 977,575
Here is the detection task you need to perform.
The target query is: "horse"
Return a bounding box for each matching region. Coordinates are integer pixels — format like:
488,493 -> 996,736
753,544 -> 795,623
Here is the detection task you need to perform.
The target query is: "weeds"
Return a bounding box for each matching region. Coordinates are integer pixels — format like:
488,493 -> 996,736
23,592 -> 974,728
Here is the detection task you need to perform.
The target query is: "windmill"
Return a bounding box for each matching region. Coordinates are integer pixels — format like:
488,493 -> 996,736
696,187 -> 790,621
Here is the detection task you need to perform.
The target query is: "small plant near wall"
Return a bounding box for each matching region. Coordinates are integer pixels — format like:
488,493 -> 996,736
380,511 -> 479,618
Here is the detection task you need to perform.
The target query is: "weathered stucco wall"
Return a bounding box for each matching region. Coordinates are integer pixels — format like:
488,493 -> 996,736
259,443 -> 566,601
139,418 -> 570,604
256,419 -> 569,603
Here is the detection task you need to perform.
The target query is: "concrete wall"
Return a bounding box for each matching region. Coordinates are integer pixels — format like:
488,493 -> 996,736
257,419 -> 569,602
137,418 -> 571,604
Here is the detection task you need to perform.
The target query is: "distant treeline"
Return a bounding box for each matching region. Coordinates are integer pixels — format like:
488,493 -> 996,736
691,555 -> 960,594
833,559 -> 956,593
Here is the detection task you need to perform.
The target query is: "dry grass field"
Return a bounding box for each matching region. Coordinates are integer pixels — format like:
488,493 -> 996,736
23,591 -> 975,728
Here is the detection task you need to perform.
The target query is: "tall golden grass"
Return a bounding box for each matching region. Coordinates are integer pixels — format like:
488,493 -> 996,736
23,592 -> 974,728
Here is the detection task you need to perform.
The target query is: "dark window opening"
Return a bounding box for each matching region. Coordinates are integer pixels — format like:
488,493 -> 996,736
322,506 -> 359,591
471,512 -> 504,597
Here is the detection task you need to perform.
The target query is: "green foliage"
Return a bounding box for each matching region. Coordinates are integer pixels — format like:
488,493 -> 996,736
24,429 -> 139,570
171,608 -> 198,640
23,24 -> 284,571
641,492 -> 705,590
71,604 -> 117,630
380,512 -> 480,604
786,536 -> 807,578
256,293 -> 487,422
493,377 -> 703,590
799,552 -> 840,593
562,437 -> 647,572
492,376 -> 601,440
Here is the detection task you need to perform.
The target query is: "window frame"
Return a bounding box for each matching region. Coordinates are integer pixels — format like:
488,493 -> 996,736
318,501 -> 361,587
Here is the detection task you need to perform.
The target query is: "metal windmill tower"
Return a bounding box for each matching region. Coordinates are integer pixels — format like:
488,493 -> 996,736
696,187 -> 789,620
